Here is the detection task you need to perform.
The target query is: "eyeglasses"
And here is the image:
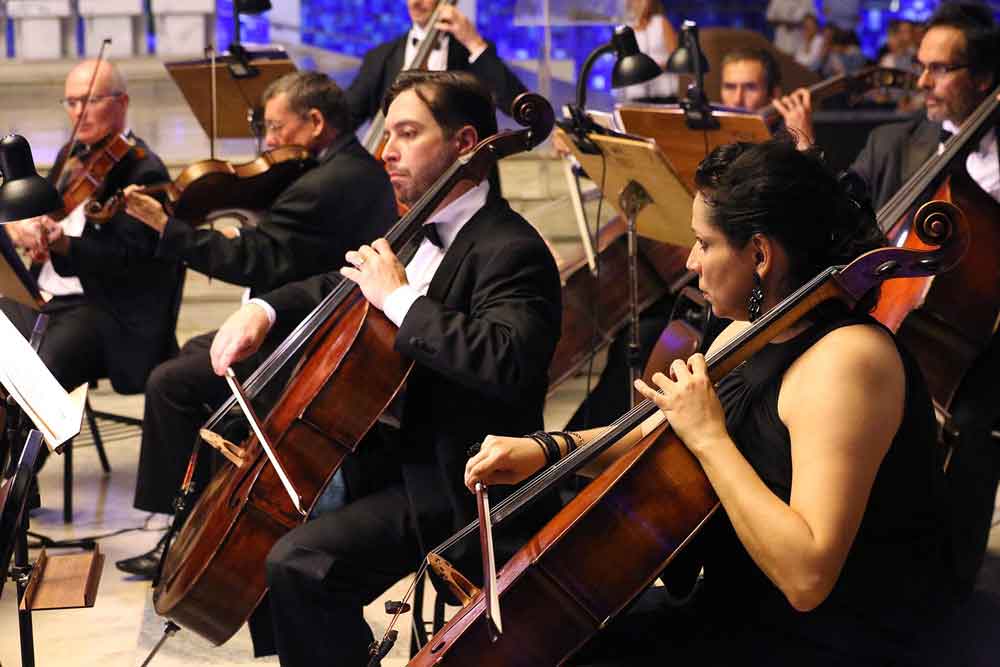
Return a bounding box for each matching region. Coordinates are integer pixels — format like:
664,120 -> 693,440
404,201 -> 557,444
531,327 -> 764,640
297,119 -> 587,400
264,120 -> 286,133
59,92 -> 124,110
915,61 -> 970,78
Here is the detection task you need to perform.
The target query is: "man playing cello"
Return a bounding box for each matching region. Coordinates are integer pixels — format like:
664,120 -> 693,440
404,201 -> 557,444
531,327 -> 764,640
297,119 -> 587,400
209,70 -> 562,665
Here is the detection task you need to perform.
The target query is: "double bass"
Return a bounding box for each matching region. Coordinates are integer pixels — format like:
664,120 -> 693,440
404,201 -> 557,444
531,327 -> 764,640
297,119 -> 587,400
404,199 -> 968,666
870,85 -> 1000,431
151,93 -> 556,645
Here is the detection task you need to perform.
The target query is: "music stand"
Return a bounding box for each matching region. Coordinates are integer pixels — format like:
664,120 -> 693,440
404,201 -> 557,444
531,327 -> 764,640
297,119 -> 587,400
615,104 -> 771,194
0,227 -> 45,310
165,47 -> 296,147
562,128 -> 694,406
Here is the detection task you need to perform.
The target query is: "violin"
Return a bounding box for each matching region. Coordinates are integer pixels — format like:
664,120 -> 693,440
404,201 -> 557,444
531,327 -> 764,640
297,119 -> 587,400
403,199 -> 968,667
49,132 -> 147,222
87,145 -> 315,225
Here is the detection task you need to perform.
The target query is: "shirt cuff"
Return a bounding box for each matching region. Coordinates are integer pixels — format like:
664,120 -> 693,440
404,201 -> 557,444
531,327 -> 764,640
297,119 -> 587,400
467,43 -> 488,63
382,284 -> 421,327
247,298 -> 277,326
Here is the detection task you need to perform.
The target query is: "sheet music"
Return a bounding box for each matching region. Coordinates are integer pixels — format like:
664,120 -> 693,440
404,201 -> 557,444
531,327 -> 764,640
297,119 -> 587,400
0,311 -> 84,450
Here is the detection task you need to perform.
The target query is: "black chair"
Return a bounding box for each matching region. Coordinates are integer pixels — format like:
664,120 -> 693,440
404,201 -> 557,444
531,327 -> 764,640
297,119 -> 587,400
61,266 -> 186,523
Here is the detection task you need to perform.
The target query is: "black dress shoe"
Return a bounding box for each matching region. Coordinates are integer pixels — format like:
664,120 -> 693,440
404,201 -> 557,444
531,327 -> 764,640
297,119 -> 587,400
115,533 -> 167,579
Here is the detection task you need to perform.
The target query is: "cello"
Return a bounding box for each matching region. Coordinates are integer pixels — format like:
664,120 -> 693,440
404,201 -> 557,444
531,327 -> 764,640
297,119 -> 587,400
402,199 -> 968,666
151,92 -> 555,646
869,85 -> 1000,425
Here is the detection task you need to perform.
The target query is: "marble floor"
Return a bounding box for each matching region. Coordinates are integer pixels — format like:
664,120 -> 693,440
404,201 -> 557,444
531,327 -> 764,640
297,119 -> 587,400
0,52 -> 999,667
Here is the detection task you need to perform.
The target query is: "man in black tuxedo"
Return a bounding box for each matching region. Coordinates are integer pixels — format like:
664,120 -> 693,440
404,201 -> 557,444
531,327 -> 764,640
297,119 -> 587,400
114,72 -> 397,578
209,70 -> 561,666
1,59 -> 180,398
345,0 -> 527,129
848,3 -> 999,600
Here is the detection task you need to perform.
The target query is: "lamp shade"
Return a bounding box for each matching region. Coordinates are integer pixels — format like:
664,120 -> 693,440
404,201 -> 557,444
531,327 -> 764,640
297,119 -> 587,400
610,25 -> 663,89
0,135 -> 62,223
665,22 -> 711,74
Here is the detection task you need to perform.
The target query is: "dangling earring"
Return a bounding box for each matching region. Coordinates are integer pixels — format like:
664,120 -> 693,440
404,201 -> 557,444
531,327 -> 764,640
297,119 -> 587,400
747,271 -> 764,323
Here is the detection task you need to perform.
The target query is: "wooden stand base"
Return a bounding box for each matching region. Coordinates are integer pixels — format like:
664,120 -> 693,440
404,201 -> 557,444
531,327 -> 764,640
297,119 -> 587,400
19,546 -> 103,611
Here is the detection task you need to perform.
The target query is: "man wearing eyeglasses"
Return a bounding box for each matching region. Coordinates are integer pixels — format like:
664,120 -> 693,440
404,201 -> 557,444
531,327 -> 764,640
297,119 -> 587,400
850,3 -> 998,210
114,71 -> 398,579
850,3 -> 999,605
0,59 -> 181,420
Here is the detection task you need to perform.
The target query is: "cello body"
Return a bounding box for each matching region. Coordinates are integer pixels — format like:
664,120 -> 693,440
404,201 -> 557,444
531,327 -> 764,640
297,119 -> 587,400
873,170 -> 1000,411
154,294 -> 412,644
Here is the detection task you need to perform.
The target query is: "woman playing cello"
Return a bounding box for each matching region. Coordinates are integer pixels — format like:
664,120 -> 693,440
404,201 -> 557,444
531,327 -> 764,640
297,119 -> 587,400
466,139 -> 954,665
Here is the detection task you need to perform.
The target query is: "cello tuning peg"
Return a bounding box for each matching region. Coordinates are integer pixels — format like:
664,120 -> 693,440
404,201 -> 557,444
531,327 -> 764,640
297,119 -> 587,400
384,600 -> 411,614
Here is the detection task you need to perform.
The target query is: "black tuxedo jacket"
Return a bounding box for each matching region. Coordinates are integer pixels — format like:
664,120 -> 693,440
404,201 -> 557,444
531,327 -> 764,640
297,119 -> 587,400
261,194 -> 562,550
156,134 -> 397,295
850,114 -> 939,211
48,135 -> 182,394
345,34 -> 528,131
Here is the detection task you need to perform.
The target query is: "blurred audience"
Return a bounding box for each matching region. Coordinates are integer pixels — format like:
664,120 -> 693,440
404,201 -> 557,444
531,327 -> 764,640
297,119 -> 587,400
619,0 -> 679,102
795,13 -> 829,70
822,26 -> 868,77
766,0 -> 815,55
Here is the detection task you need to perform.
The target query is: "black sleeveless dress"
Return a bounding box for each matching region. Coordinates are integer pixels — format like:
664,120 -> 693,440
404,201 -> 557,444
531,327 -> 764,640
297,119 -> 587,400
693,313 -> 953,665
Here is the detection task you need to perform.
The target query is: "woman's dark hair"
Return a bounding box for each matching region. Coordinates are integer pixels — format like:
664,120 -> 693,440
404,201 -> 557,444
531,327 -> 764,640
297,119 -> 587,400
694,139 -> 886,313
382,70 -> 498,142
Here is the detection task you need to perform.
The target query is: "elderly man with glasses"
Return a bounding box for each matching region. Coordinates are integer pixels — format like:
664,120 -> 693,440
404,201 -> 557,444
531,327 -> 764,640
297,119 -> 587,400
115,70 -> 399,580
0,60 -> 182,436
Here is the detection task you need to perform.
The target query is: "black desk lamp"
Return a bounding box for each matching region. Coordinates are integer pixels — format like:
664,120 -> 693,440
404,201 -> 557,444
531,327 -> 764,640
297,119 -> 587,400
666,20 -> 718,129
565,25 -> 662,152
0,135 -> 61,223
229,0 -> 273,78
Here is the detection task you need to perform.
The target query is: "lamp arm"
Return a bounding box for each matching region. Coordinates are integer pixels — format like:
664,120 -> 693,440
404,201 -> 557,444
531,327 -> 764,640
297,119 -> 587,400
575,42 -> 616,111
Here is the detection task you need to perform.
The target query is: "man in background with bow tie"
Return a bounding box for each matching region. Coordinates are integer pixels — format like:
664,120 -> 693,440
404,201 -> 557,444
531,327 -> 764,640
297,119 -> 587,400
848,2 -> 999,604
209,70 -> 561,666
344,0 -> 527,131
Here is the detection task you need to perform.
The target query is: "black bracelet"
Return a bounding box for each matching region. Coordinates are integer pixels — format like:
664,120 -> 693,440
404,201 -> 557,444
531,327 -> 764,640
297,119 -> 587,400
529,430 -> 561,465
550,430 -> 579,454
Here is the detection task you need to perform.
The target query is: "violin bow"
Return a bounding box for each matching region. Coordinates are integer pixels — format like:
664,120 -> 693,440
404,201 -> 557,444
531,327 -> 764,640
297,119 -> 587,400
53,38 -> 111,184
475,482 -> 502,641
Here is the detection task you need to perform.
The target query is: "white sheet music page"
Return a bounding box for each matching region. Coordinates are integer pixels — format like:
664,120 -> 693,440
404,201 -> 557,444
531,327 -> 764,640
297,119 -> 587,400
0,311 -> 85,450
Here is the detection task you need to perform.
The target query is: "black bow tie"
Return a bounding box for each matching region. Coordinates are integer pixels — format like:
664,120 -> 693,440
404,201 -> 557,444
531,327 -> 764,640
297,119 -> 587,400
421,223 -> 444,248
940,127 -> 954,145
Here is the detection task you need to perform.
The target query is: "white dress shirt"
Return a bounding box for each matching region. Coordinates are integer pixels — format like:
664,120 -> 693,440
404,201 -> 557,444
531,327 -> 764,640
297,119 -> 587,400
37,201 -> 86,297
383,180 -> 490,326
253,181 -> 491,328
940,119 -> 1000,203
404,24 -> 487,71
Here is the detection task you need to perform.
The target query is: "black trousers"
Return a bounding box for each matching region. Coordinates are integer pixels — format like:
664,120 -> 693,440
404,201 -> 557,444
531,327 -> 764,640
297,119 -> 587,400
264,479 -> 421,667
0,295 -> 108,392
132,331 -> 229,514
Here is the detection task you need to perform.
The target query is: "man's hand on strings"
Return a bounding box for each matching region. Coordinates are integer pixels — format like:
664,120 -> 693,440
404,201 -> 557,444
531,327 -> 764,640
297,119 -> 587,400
435,5 -> 487,54
464,435 -> 547,492
633,353 -> 730,457
6,218 -> 50,262
772,88 -> 816,151
210,303 -> 273,376
42,217 -> 69,256
340,238 -> 408,311
123,185 -> 169,232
